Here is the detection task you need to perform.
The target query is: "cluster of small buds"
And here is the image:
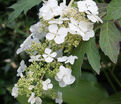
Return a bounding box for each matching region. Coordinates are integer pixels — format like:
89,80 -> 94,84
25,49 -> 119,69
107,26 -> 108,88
12,0 -> 102,104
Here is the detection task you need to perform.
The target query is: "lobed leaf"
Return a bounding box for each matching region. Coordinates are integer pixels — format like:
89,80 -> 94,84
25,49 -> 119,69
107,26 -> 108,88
84,38 -> 101,74
99,21 -> 121,63
8,0 -> 42,22
105,0 -> 121,20
71,42 -> 85,80
72,38 -> 101,77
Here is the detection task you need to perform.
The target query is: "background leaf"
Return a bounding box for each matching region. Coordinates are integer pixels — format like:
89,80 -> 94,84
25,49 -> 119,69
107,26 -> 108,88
105,0 -> 121,20
57,73 -> 108,104
9,0 -> 42,22
98,92 -> 121,104
99,21 -> 121,63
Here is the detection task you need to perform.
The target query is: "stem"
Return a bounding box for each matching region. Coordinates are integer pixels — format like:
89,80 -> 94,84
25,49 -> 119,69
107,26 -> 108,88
111,64 -> 115,73
103,69 -> 117,93
40,74 -> 44,80
68,0 -> 74,7
109,68 -> 121,88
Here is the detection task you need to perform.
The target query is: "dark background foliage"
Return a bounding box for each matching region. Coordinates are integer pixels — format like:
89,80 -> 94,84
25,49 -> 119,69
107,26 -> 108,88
0,0 -> 121,104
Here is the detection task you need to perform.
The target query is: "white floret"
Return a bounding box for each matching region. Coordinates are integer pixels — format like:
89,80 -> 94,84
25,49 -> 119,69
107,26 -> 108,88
11,84 -> 18,98
55,92 -> 63,104
42,78 -> 53,90
46,24 -> 68,44
42,48 -> 57,63
55,65 -> 75,87
17,60 -> 26,77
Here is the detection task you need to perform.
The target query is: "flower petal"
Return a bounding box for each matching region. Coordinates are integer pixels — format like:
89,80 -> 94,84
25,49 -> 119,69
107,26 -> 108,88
45,56 -> 54,63
57,56 -> 67,62
59,81 -> 66,87
46,78 -> 51,83
48,24 -> 58,33
77,1 -> 87,12
48,84 -> 53,89
42,54 -> 48,58
46,33 -> 55,40
54,36 -> 65,44
58,27 -> 68,37
45,48 -> 52,54
35,97 -> 42,104
50,52 -> 57,58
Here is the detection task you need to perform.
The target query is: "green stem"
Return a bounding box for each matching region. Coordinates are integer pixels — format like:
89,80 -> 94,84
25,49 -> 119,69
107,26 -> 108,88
109,68 -> 121,88
68,0 -> 74,7
103,69 -> 117,93
111,64 -> 115,73
40,74 -> 44,80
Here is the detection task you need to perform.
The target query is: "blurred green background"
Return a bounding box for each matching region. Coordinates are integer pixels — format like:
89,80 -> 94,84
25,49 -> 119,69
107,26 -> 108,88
0,0 -> 38,103
0,0 -> 121,104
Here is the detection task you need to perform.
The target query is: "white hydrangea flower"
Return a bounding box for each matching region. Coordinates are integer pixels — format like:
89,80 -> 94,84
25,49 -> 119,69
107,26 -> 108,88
57,55 -> 78,65
12,84 -> 18,98
69,17 -> 94,41
48,0 -> 69,24
30,22 -> 46,39
55,65 -> 75,87
27,71 -> 34,76
48,17 -> 69,25
59,0 -> 69,16
46,24 -> 68,44
29,55 -> 41,62
42,48 -> 57,63
77,0 -> 103,23
17,35 -> 40,54
39,0 -> 62,20
17,60 -> 26,77
55,92 -> 63,104
28,93 -> 42,104
77,0 -> 98,14
42,78 -> 53,90
86,11 -> 103,23
35,97 -> 42,104
28,85 -> 35,90
28,93 -> 36,104
57,56 -> 67,62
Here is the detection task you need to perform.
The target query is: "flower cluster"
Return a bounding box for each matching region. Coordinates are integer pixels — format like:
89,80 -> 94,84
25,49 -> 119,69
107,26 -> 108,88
12,0 -> 102,104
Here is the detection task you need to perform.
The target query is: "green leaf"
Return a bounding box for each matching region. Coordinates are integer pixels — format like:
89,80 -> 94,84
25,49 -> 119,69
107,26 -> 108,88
0,88 -> 6,95
97,3 -> 108,13
80,72 -> 97,82
17,95 -> 29,104
58,73 -> 108,104
99,21 -> 121,63
0,79 -> 5,86
9,0 -> 42,21
105,0 -> 121,20
7,87 -> 29,104
84,38 -> 101,74
71,42 -> 85,79
98,92 -> 121,104
72,38 -> 100,77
